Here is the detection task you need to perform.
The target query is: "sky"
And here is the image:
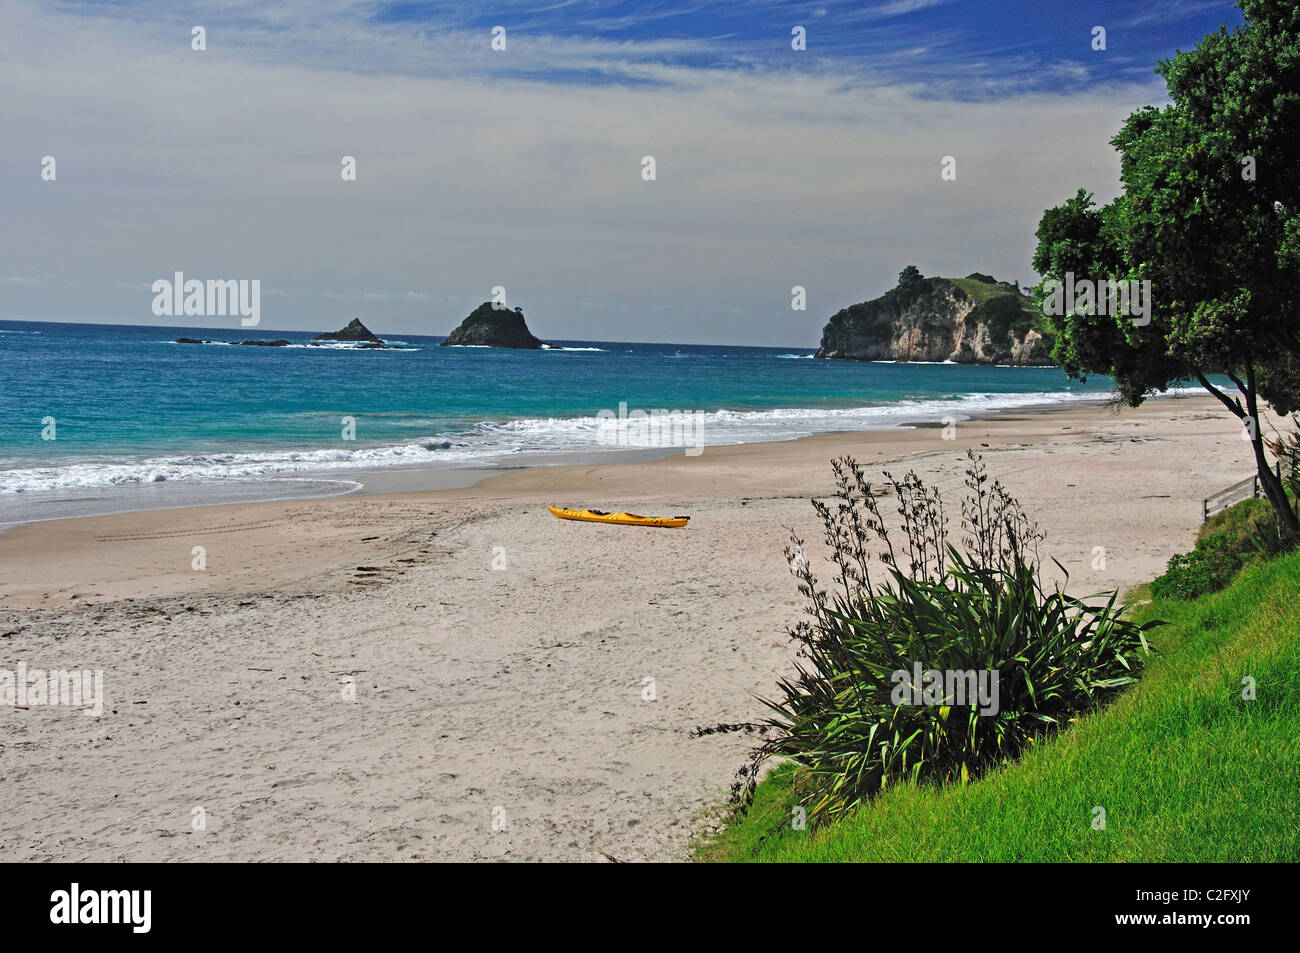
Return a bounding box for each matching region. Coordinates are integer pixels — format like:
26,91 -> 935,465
0,0 -> 1245,346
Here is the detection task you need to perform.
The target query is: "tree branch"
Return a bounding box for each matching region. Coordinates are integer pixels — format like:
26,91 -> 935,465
1194,371 -> 1246,417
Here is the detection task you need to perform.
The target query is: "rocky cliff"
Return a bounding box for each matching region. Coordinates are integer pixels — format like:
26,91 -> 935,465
441,303 -> 543,349
814,272 -> 1054,366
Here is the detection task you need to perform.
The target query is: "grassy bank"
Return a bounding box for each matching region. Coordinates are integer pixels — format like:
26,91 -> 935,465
699,549 -> 1300,862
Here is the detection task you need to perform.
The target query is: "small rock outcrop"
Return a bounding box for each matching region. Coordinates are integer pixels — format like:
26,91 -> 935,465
440,303 -> 543,349
174,328 -> 405,349
312,318 -> 384,344
814,269 -> 1055,366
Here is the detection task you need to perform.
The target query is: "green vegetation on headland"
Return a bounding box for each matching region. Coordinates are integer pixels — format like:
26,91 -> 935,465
814,267 -> 1054,365
699,514 -> 1300,863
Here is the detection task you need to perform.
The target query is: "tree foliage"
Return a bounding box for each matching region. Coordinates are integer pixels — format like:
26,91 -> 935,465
1032,0 -> 1300,536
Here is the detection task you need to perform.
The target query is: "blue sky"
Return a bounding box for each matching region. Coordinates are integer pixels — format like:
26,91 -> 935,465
0,0 -> 1248,345
369,0 -> 1240,95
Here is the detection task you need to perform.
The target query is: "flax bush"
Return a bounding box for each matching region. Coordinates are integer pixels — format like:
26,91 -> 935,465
706,452 -> 1157,825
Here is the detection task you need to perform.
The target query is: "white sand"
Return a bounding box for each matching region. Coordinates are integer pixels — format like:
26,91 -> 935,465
0,396 -> 1277,860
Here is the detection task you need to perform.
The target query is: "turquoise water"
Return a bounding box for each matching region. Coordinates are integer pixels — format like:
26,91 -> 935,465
0,319 -> 1122,515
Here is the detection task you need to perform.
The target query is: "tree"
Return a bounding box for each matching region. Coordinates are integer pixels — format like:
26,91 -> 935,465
1032,0 -> 1300,539
898,265 -> 924,289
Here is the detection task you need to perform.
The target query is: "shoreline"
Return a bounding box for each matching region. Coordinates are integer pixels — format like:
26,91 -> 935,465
1,393 -> 1275,862
0,389 -> 1145,531
0,393 -> 1244,610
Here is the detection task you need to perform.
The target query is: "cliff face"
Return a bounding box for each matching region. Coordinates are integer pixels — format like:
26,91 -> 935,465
814,275 -> 1054,366
441,303 -> 543,349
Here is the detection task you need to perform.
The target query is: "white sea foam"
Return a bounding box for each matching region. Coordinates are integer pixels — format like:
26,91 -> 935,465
871,359 -> 961,365
161,340 -> 421,351
0,388 -> 1192,496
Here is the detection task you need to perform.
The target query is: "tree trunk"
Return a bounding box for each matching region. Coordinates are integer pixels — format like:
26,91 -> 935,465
1195,367 -> 1299,540
1250,426 -> 1298,538
1243,368 -> 1300,541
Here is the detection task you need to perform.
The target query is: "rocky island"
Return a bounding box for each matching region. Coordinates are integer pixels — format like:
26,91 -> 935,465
441,302 -> 544,349
815,267 -> 1054,365
312,318 -> 387,346
174,318 -> 402,349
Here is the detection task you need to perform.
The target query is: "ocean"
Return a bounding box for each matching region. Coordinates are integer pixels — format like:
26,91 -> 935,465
0,319 -> 1125,524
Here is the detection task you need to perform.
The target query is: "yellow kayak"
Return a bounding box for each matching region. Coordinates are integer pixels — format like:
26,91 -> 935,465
547,506 -> 689,529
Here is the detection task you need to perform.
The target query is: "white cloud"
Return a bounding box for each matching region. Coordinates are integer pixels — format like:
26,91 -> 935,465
0,0 -> 1164,345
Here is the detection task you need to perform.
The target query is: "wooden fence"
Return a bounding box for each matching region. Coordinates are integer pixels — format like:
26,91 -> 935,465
1202,461 -> 1292,522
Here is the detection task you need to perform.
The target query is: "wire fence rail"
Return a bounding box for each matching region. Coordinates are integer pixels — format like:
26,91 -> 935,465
1202,461 -> 1293,522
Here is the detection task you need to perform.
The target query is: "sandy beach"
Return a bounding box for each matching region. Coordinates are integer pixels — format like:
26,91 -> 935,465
0,395 -> 1273,861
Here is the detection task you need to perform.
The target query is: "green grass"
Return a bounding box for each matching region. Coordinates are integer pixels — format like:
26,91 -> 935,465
1150,494 -> 1294,600
698,549 -> 1300,862
948,276 -> 1023,305
1199,493 -> 1294,545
